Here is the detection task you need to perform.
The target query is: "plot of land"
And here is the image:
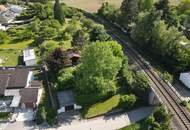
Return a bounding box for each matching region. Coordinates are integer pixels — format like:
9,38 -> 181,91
0,50 -> 22,66
62,0 -> 122,12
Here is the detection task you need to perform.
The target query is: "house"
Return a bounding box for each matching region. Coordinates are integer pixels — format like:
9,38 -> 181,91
0,68 -> 42,109
0,4 -> 23,24
23,48 -> 36,66
57,90 -> 82,113
179,72 -> 190,88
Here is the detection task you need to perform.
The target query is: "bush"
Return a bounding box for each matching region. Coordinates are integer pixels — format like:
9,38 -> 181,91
162,71 -> 173,83
0,112 -> 10,120
56,67 -> 76,91
120,94 -> 137,109
35,104 -> 46,124
46,108 -> 57,126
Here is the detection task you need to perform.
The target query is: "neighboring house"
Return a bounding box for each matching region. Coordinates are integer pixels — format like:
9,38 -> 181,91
57,90 -> 82,113
23,48 -> 36,66
179,72 -> 190,88
0,4 -> 23,24
0,68 -> 42,110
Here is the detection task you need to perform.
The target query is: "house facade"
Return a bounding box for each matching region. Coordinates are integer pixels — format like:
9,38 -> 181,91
0,68 -> 42,111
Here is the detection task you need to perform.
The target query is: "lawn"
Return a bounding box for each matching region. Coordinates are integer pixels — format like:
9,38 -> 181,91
0,39 -> 34,49
62,0 -> 122,12
120,119 -> 147,130
84,94 -> 121,118
0,50 -> 22,66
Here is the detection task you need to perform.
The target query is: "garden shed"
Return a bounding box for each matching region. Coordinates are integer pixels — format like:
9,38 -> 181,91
179,72 -> 190,88
57,90 -> 81,113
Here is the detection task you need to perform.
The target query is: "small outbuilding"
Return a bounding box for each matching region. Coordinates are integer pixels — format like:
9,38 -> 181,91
179,72 -> 190,88
57,90 -> 81,114
23,48 -> 36,66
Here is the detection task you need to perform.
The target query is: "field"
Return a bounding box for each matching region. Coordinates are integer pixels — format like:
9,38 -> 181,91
62,0 -> 122,12
62,0 -> 180,12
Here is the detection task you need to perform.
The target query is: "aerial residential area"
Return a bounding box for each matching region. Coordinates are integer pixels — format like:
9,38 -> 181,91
0,0 -> 190,130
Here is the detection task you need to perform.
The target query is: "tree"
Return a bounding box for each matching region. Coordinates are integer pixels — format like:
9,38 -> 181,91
54,0 -> 65,24
133,72 -> 150,102
71,30 -> 89,47
121,57 -> 134,88
120,0 -> 139,25
40,40 -> 59,57
75,41 -> 124,103
46,48 -> 67,73
155,0 -> 179,26
90,25 -> 111,42
98,2 -> 119,22
57,67 -> 76,91
139,0 -> 154,11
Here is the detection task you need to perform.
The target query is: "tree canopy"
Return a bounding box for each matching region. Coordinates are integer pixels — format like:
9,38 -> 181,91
75,41 -> 124,102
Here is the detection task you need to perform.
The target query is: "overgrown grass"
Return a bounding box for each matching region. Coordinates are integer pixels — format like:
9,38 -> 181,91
120,119 -> 147,130
0,50 -> 22,66
84,94 -> 121,118
0,39 -> 34,49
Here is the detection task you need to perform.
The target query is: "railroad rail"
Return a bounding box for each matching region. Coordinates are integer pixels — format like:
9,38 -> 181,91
107,30 -> 190,130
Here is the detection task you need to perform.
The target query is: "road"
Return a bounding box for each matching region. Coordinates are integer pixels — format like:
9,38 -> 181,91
3,107 -> 154,130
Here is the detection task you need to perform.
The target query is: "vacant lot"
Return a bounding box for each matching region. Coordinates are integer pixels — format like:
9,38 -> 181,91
62,0 -> 122,12
63,0 -> 180,12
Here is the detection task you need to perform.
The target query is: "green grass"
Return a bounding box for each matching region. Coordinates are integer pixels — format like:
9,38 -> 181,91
0,50 -> 22,66
120,119 -> 147,130
63,0 -> 122,12
186,101 -> 190,112
84,94 -> 121,118
0,39 -> 34,49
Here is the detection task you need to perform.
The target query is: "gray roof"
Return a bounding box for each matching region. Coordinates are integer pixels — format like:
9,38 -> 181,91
57,90 -> 76,107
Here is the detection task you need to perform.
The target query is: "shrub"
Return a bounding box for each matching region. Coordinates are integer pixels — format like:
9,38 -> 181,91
120,94 -> 137,109
46,108 -> 57,126
35,104 -> 46,124
0,112 -> 10,120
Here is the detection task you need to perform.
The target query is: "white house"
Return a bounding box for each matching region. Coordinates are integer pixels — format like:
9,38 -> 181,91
179,72 -> 190,88
23,48 -> 36,66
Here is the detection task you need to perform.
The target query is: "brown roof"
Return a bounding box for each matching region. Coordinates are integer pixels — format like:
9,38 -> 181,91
20,88 -> 39,103
0,68 -> 30,89
29,80 -> 42,88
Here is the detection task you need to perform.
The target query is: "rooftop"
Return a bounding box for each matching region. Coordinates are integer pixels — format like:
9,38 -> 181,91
0,68 -> 30,91
20,87 -> 39,103
23,48 -> 36,62
57,90 -> 76,107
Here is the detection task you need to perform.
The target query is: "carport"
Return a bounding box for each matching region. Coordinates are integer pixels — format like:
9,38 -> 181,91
57,90 -> 81,113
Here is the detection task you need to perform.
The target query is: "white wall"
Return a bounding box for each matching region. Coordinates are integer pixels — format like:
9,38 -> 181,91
179,73 -> 190,88
26,71 -> 33,87
25,59 -> 36,66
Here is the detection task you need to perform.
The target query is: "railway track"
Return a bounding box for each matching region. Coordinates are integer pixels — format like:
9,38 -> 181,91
107,30 -> 190,130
